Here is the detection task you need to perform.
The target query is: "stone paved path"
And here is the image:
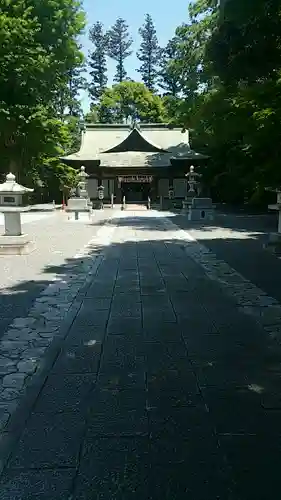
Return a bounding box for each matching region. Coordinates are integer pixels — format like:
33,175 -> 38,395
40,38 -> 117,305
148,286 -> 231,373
1,210 -> 281,499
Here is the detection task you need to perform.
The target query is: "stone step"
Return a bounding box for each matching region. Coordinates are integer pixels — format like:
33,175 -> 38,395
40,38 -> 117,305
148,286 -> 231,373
125,204 -> 148,211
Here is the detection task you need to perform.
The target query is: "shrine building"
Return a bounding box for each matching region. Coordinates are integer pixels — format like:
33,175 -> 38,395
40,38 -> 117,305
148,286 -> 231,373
61,122 -> 208,204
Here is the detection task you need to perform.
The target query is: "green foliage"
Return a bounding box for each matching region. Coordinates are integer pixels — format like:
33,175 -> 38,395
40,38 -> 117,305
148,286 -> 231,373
36,159 -> 78,203
164,0 -> 281,205
97,81 -> 167,124
137,14 -> 160,92
106,18 -> 133,83
0,0 -> 85,199
85,107 -> 99,123
158,38 -> 182,97
208,0 -> 281,86
88,21 -> 108,104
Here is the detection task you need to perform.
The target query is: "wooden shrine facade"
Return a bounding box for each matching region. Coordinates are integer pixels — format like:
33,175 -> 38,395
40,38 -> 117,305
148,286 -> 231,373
61,123 -> 208,203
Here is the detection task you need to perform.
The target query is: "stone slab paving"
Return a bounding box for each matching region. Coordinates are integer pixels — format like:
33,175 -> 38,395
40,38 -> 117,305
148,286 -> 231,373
0,210 -> 110,336
2,210 -> 281,498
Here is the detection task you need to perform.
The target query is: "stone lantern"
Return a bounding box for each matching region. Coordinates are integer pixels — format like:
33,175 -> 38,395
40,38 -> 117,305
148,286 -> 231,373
97,185 -> 105,209
77,166 -> 88,199
66,165 -> 92,220
186,166 -> 201,197
182,166 -> 214,222
182,165 -> 201,212
0,172 -> 34,254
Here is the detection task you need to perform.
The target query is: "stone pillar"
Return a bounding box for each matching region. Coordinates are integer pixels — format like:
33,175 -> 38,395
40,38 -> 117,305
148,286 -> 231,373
4,212 -> 22,236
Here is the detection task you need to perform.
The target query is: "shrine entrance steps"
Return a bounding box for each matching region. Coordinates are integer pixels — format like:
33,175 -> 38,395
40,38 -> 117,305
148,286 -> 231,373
125,203 -> 148,211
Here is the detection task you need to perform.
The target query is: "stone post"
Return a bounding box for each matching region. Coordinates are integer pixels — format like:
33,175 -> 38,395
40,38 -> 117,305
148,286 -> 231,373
267,189 -> 281,249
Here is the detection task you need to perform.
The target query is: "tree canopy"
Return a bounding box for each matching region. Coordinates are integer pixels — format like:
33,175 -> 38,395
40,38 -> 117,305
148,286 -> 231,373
96,81 -> 167,124
0,0 -> 85,199
158,0 -> 281,205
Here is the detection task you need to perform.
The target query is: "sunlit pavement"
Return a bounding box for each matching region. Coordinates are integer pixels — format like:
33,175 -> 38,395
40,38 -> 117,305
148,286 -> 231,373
1,210 -> 281,499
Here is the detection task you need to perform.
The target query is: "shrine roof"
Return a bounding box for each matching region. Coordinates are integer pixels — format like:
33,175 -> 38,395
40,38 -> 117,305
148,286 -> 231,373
61,123 -> 208,166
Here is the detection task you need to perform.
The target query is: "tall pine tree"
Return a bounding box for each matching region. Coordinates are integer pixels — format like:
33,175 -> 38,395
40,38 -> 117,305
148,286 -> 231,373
137,14 -> 160,92
88,21 -> 108,105
158,38 -> 181,97
106,18 -> 133,83
57,49 -> 86,118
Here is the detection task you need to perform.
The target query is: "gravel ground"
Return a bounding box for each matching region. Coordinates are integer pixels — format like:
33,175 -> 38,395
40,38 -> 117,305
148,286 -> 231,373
0,210 -> 111,338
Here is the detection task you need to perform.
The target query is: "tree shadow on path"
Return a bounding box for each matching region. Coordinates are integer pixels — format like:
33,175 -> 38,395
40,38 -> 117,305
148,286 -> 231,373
1,220 -> 281,499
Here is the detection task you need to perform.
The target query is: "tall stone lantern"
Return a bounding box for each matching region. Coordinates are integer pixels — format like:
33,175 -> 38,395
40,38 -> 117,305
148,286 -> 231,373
182,165 -> 201,211
66,165 -> 92,220
0,172 -> 34,254
181,166 -> 214,221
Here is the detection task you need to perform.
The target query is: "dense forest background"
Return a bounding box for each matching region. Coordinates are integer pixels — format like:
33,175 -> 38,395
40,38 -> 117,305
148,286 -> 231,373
0,0 -> 280,205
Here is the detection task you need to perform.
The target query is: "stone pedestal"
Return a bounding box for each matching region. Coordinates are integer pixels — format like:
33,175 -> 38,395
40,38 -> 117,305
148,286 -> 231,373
268,203 -> 281,231
268,232 -> 281,245
187,198 -> 214,222
267,200 -> 281,252
0,234 -> 35,255
181,198 -> 192,213
66,198 -> 89,212
66,197 -> 92,222
0,206 -> 34,254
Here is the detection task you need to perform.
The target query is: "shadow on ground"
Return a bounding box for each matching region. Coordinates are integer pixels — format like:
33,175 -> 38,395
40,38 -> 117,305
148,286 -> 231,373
89,207 -> 281,302
1,208 -> 281,339
1,214 -> 281,499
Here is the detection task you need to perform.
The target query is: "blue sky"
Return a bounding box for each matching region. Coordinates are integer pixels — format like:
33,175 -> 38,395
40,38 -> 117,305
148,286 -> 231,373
80,0 -> 190,111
